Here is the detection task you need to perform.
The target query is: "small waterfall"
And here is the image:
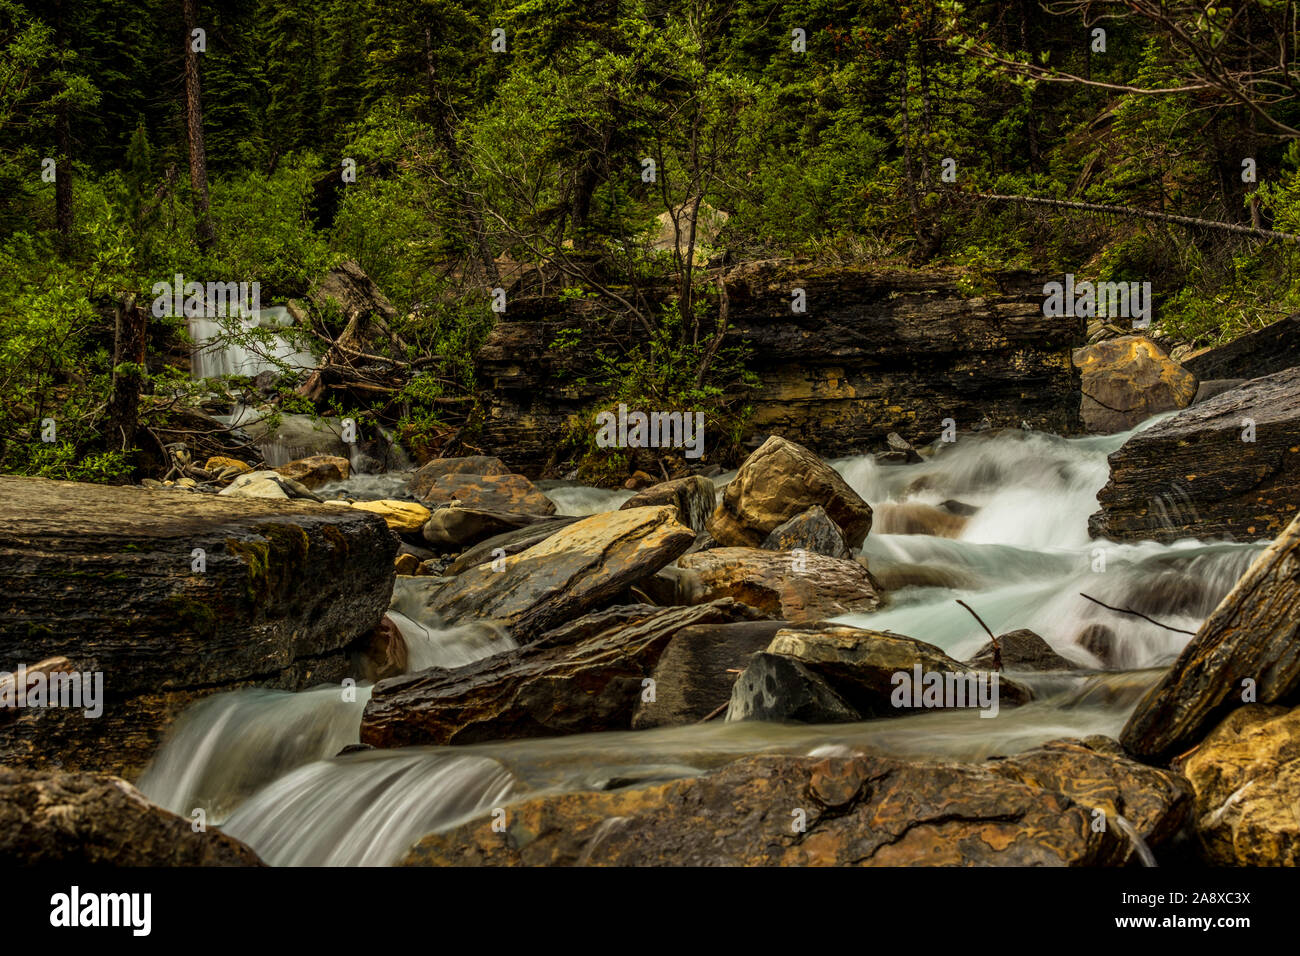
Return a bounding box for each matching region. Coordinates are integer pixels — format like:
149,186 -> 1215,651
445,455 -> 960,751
539,482 -> 634,516
188,308 -> 316,380
137,684 -> 371,822
387,610 -> 518,671
220,750 -> 517,866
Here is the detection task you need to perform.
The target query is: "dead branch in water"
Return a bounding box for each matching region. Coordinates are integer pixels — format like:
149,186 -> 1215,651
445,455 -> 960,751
956,599 -> 1001,671
1079,593 -> 1197,636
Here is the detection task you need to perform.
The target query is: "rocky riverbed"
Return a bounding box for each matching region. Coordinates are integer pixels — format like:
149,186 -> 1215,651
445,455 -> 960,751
4,292 -> 1300,868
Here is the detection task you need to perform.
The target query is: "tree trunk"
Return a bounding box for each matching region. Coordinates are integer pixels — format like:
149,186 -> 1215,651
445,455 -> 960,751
106,294 -> 148,464
182,0 -> 214,250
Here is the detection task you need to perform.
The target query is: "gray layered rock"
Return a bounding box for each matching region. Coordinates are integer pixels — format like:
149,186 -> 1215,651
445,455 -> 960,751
761,505 -> 851,559
1182,312 -> 1300,381
0,477 -> 396,777
1090,366 -> 1300,542
474,266 -> 1083,475
619,475 -> 716,532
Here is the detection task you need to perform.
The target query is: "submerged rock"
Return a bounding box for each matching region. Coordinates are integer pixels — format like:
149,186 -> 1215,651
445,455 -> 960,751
402,739 -> 1186,866
619,475 -> 716,532
0,476 -> 396,777
360,601 -> 750,747
708,435 -> 872,548
1090,366 -> 1300,542
1121,511 -> 1300,762
428,506 -> 695,642
0,767 -> 263,865
677,547 -> 882,621
966,628 -> 1078,672
1176,704 -> 1300,865
1073,335 -> 1197,433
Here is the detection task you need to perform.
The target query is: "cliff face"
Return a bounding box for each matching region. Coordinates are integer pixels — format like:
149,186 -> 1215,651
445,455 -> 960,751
474,264 -> 1084,476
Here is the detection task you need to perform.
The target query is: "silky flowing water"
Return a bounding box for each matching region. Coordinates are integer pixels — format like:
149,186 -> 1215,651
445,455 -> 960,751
137,415 -> 1267,865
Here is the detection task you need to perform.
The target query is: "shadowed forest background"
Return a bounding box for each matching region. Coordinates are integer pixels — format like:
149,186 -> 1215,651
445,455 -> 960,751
2,0 -> 1299,483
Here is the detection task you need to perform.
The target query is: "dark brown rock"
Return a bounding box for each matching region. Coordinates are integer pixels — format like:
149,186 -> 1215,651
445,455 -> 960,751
1090,365 -> 1300,542
678,547 -> 882,621
417,473 -> 556,515
619,475 -> 716,532
360,601 -> 748,747
474,267 -> 1083,475
445,516 -> 580,574
725,652 -> 860,723
1120,511 -> 1300,763
967,628 -> 1078,671
631,620 -> 797,728
0,477 -> 396,777
760,505 -> 851,559
407,455 -> 512,499
1182,312 -> 1300,381
0,767 -> 263,865
421,507 -> 553,551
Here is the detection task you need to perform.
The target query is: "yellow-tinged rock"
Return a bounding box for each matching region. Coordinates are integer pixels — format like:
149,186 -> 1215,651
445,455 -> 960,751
205,456 -> 253,475
352,499 -> 431,533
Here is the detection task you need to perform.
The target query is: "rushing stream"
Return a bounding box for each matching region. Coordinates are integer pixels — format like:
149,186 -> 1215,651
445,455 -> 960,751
137,415 -> 1267,865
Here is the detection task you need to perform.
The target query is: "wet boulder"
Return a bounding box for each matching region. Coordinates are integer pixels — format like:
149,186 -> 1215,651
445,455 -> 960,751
707,435 -> 873,549
677,547 -> 882,621
631,620 -> 798,728
1073,335 -> 1197,433
0,767 -> 263,865
725,652 -> 859,723
728,625 -> 1030,722
1121,511 -> 1300,762
619,475 -> 716,533
966,628 -> 1079,671
760,505 -> 851,559
407,456 -> 511,499
350,499 -> 431,534
445,516 -> 581,574
1090,365 -> 1300,543
274,454 -> 350,489
417,473 -> 556,515
428,506 -> 696,642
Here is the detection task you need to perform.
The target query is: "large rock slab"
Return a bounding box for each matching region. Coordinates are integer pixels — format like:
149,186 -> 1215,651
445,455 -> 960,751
619,475 -> 716,532
360,601 -> 749,747
677,547 -> 882,621
422,507 -> 554,551
445,516 -> 581,574
1121,511 -> 1300,763
474,267 -> 1083,475
1176,704 -> 1300,865
1182,312 -> 1300,381
1073,335 -> 1197,433
0,767 -> 262,865
708,435 -> 872,548
402,739 -> 1187,866
0,477 -> 396,776
1090,366 -> 1300,542
428,507 -> 695,642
